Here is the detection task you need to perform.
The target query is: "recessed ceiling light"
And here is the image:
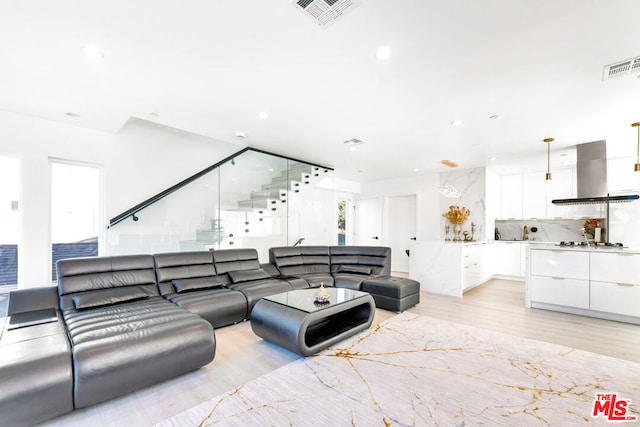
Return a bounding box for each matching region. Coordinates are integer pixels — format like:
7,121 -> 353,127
149,112 -> 159,117
413,168 -> 420,172
258,111 -> 269,119
344,138 -> 365,151
376,46 -> 392,61
450,119 -> 463,127
65,112 -> 80,118
489,156 -> 497,161
560,153 -> 568,157
489,114 -> 500,120
81,45 -> 104,60
235,131 -> 246,139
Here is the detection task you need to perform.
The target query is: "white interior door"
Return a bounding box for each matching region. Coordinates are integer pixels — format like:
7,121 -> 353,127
388,195 -> 417,273
354,198 -> 382,246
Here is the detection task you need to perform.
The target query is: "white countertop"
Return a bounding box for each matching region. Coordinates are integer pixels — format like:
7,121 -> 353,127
526,243 -> 639,253
415,240 -> 639,252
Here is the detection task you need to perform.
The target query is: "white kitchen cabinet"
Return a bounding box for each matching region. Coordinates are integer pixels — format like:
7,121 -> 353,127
590,281 -> 640,317
545,168 -> 574,219
530,249 -> 589,280
590,252 -> 640,284
500,175 -> 522,219
522,173 -> 547,219
462,243 -> 496,291
590,252 -> 640,317
527,247 -> 640,324
530,275 -> 590,308
607,157 -> 640,193
496,242 -> 521,276
529,248 -> 589,309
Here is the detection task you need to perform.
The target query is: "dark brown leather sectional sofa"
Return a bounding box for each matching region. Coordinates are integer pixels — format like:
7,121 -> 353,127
0,246 -> 419,426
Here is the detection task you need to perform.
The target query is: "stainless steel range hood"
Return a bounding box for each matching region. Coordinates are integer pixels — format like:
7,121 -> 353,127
551,140 -> 639,205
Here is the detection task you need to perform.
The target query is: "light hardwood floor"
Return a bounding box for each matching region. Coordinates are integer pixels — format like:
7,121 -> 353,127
38,279 -> 640,426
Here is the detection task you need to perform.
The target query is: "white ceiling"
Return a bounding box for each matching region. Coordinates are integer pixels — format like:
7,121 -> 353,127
2,0 -> 640,182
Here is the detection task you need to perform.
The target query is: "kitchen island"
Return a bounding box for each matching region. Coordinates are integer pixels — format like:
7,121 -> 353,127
409,240 -> 551,297
409,241 -> 497,297
526,244 -> 640,325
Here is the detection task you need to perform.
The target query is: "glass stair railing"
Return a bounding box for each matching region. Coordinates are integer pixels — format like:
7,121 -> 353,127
107,148 -> 333,261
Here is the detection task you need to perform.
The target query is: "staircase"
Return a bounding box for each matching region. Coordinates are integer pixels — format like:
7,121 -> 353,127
180,162 -> 329,250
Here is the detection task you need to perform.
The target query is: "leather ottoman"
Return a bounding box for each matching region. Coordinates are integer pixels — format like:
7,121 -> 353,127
361,276 -> 420,312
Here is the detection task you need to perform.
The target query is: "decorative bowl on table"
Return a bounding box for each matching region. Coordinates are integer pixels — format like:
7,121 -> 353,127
314,293 -> 330,304
314,283 -> 330,304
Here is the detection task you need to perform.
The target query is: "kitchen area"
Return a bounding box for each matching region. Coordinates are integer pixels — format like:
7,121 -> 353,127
410,140 -> 640,325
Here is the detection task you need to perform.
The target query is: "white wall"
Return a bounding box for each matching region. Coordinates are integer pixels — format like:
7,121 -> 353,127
359,167 -> 497,245
439,167 -> 486,241
0,111 -> 239,287
359,173 -> 441,243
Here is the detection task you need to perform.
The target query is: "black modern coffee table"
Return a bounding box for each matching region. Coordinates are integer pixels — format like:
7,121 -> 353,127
250,288 -> 375,357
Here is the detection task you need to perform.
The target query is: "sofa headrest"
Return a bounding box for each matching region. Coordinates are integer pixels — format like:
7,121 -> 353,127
56,255 -> 158,310
329,246 -> 391,276
268,246 -> 330,275
329,246 -> 391,258
153,251 -> 217,295
269,246 -> 329,259
212,249 -> 260,275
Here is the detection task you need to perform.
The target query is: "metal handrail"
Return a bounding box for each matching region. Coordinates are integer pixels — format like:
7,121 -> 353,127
108,147 -> 333,228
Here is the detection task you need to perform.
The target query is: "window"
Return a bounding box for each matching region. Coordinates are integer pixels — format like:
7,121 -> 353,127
50,160 -> 101,281
0,155 -> 20,287
338,199 -> 346,245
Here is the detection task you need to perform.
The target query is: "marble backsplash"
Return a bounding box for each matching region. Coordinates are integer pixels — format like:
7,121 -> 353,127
494,218 -> 605,242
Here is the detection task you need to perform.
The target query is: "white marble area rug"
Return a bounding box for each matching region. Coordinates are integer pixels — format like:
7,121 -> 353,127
157,312 -> 640,426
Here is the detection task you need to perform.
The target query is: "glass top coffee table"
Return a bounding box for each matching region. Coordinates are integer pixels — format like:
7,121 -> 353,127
250,288 -> 375,357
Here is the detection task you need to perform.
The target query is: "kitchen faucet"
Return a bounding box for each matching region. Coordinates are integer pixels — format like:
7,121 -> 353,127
523,226 -> 529,241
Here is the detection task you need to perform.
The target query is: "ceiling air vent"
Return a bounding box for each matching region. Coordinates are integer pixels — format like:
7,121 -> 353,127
292,0 -> 361,27
602,55 -> 640,81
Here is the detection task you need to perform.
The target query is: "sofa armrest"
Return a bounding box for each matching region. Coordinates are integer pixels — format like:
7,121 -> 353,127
8,286 -> 59,315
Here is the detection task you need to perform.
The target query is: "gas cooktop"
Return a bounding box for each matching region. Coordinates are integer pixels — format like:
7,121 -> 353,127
557,241 -> 624,248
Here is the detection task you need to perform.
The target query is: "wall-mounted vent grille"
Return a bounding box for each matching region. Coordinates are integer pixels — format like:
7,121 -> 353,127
293,0 -> 361,27
602,56 -> 640,81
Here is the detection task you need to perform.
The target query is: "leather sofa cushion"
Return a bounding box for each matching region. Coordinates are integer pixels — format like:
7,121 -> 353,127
62,297 -> 215,409
165,288 -> 248,328
72,287 -> 149,309
172,277 -> 224,293
228,268 -> 270,284
337,265 -> 372,275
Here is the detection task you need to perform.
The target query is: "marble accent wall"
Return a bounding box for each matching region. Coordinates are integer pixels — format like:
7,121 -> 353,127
495,218 -> 605,242
440,167 -> 486,241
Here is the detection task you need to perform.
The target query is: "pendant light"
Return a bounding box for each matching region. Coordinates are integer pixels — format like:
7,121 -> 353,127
543,137 -> 554,180
632,122 -> 640,172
